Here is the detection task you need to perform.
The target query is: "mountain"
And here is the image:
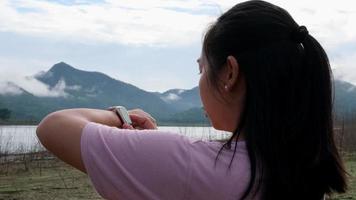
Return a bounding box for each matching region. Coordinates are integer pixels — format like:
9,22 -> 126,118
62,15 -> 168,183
0,62 -> 206,122
170,107 -> 209,124
35,62 -> 177,117
157,87 -> 202,112
334,80 -> 356,118
1,62 -> 355,124
0,87 -> 44,121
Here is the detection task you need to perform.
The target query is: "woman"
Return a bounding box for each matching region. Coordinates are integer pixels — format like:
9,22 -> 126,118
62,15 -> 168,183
37,0 -> 347,199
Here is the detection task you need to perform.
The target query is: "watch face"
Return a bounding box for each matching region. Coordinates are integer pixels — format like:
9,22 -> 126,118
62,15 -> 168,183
118,107 -> 132,125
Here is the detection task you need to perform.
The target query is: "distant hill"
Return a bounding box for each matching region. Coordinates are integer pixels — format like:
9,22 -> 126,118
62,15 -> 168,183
0,62 -> 355,125
170,107 -> 209,124
35,62 -> 177,118
0,62 -> 206,124
156,87 -> 201,112
334,80 -> 356,118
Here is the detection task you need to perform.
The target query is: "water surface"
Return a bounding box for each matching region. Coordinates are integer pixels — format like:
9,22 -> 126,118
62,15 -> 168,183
0,125 -> 232,153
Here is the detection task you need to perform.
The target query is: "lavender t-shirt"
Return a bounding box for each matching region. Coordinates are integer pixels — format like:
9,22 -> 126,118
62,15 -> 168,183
80,122 -> 257,200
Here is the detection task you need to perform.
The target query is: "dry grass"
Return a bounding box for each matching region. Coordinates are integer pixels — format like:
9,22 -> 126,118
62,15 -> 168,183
0,154 -> 102,200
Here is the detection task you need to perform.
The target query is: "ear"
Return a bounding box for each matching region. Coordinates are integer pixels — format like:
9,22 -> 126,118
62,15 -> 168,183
224,55 -> 240,91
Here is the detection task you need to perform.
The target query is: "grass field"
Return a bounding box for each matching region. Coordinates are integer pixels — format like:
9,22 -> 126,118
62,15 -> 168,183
0,156 -> 102,200
0,153 -> 355,200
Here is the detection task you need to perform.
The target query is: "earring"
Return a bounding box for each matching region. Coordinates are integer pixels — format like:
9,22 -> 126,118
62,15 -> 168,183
224,85 -> 228,90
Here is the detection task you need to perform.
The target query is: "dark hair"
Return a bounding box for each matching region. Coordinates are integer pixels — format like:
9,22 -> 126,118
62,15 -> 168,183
204,1 -> 347,199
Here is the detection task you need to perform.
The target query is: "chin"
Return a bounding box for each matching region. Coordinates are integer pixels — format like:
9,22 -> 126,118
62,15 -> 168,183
211,121 -> 222,131
212,123 -> 231,132
214,126 -> 225,131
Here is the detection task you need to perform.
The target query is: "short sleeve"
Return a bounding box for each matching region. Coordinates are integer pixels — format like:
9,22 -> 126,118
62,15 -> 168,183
80,122 -> 192,200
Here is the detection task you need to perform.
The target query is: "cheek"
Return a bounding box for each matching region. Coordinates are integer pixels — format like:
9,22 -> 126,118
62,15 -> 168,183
199,76 -> 221,129
199,75 -> 210,116
198,76 -> 206,106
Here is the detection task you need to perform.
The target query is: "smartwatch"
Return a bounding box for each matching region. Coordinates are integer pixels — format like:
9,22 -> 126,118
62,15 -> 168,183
108,106 -> 132,125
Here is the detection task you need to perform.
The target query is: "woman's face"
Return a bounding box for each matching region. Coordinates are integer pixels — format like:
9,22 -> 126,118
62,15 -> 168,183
197,52 -> 226,130
197,51 -> 246,133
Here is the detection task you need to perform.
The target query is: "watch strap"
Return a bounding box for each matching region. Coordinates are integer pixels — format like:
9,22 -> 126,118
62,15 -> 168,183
107,106 -> 132,125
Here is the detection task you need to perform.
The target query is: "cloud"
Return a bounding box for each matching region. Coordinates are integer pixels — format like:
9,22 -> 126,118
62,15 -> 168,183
0,68 -> 73,97
0,57 -> 70,97
3,76 -> 67,98
0,56 -> 84,96
41,0 -> 105,6
162,93 -> 181,102
1,0 -> 355,49
0,0 -> 216,47
66,84 -> 81,91
0,82 -> 23,95
177,89 -> 185,94
332,50 -> 356,86
0,0 -> 355,90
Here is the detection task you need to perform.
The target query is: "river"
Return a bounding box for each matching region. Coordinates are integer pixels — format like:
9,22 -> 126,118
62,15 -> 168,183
0,125 -> 232,153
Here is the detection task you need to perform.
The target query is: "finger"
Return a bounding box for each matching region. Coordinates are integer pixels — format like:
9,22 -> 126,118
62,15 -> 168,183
129,114 -> 156,129
132,114 -> 156,129
129,113 -> 156,125
128,111 -> 157,129
122,123 -> 134,130
129,109 -> 155,122
147,116 -> 157,124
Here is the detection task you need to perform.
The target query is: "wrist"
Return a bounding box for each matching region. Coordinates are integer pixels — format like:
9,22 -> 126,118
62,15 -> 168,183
107,106 -> 132,128
107,109 -> 123,128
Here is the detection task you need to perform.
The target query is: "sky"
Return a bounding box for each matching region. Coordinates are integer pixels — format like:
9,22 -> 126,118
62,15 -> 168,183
0,0 -> 355,96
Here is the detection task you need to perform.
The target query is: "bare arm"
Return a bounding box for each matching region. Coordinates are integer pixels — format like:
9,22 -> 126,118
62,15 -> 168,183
36,108 -> 122,173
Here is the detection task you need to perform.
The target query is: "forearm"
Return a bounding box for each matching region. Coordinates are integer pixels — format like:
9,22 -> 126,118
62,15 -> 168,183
50,108 -> 122,127
36,107 -> 156,173
36,108 -> 122,173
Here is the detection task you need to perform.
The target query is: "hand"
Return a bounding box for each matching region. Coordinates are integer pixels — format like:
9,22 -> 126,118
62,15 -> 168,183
122,109 -> 157,130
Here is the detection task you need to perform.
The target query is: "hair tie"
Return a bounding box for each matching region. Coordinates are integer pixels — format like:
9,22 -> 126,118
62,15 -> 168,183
291,25 -> 309,43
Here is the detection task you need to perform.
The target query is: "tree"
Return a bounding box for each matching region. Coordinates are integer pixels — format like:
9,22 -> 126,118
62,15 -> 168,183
0,108 -> 11,120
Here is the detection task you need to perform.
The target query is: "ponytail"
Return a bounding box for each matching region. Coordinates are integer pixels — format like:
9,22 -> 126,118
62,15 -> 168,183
300,33 -> 347,194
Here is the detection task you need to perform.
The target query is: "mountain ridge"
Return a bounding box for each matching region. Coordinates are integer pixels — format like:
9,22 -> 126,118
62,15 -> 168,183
0,62 -> 206,124
1,62 -> 356,124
